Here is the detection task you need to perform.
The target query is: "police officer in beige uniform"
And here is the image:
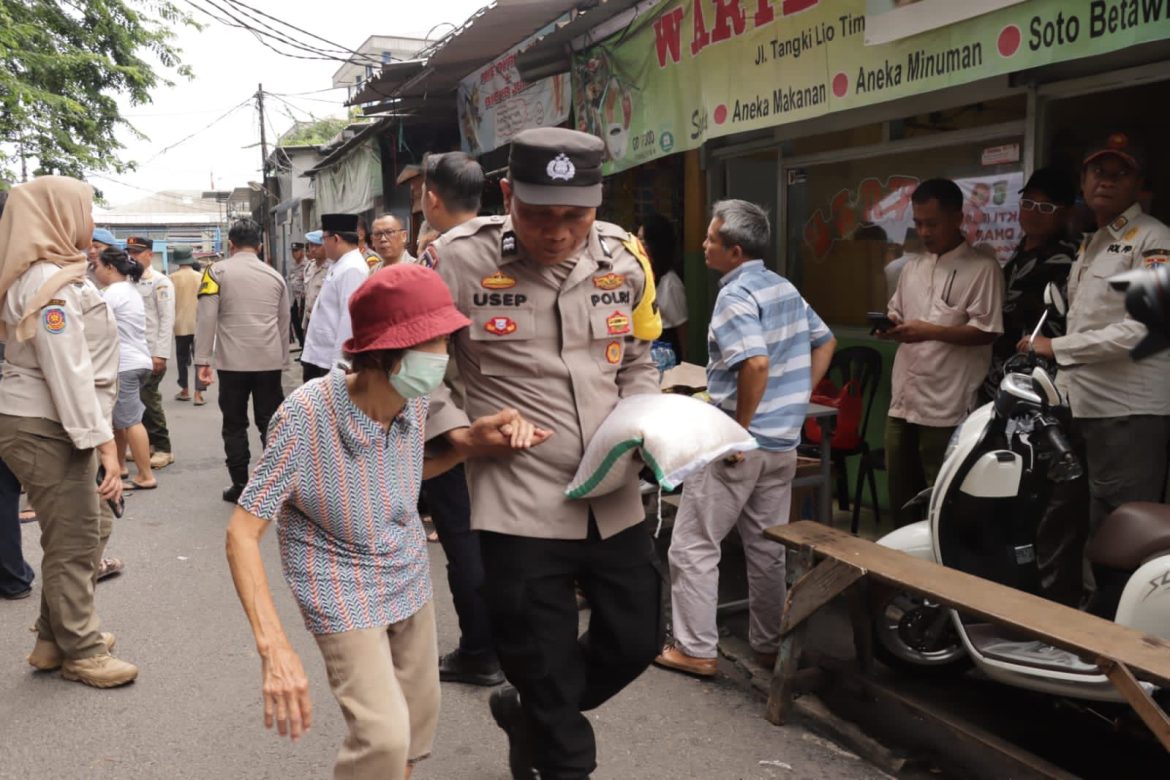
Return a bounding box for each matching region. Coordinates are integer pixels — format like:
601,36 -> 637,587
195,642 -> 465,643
424,127 -> 664,780
0,176 -> 137,688
301,230 -> 328,337
195,218 -> 290,503
1022,132 -> 1170,607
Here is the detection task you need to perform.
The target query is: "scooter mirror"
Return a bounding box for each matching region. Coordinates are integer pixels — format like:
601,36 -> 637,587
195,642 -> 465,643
1043,281 -> 1066,317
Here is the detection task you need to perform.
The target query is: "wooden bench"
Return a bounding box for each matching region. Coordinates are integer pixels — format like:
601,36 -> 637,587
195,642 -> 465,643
764,520 -> 1170,752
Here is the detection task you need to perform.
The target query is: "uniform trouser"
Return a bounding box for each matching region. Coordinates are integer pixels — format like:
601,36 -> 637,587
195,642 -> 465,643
302,362 -> 329,384
0,456 -> 34,597
139,367 -> 171,453
668,449 -> 797,659
174,335 -> 208,393
480,520 -> 664,780
421,464 -> 494,659
0,415 -> 112,658
217,369 -> 285,486
314,601 -> 440,780
290,299 -> 305,347
1036,415 -> 1170,605
885,416 -> 956,527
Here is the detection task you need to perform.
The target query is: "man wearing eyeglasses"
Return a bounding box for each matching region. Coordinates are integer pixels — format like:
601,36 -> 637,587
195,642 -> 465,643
982,168 -> 1077,402
368,214 -> 414,273
1019,133 -> 1170,608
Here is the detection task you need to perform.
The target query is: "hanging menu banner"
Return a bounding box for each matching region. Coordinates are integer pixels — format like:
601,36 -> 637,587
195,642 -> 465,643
573,0 -> 1170,174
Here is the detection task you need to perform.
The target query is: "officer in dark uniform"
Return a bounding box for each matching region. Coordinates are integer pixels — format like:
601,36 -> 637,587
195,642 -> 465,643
424,127 -> 663,779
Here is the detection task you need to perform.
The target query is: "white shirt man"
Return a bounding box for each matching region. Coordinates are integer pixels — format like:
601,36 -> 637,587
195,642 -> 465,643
301,214 -> 369,379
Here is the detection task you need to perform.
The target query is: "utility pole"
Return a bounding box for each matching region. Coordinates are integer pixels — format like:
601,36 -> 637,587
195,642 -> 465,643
257,83 -> 272,266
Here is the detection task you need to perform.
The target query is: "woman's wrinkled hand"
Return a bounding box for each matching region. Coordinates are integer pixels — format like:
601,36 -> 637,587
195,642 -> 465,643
261,643 -> 312,741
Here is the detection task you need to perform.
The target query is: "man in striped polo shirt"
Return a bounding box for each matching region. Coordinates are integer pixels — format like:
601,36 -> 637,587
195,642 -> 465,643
656,199 -> 836,677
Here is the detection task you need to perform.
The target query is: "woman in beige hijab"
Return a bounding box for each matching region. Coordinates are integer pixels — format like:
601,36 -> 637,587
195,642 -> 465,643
0,176 -> 138,688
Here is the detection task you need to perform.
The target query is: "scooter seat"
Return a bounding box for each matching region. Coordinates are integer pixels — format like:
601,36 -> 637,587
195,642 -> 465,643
1087,502 -> 1170,570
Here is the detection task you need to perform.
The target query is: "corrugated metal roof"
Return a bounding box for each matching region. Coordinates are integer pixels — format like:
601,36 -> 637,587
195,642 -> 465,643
516,0 -> 648,77
346,0 -> 583,106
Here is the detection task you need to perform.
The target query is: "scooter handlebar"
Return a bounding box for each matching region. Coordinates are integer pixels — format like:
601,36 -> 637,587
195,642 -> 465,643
1037,418 -> 1083,482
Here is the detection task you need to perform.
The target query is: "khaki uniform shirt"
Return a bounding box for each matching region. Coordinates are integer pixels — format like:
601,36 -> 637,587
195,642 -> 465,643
303,259 -> 330,329
888,242 -> 1004,427
170,266 -> 201,337
194,251 -> 290,372
0,264 -> 118,449
427,216 -> 661,540
136,269 -> 175,360
1054,203 -> 1170,418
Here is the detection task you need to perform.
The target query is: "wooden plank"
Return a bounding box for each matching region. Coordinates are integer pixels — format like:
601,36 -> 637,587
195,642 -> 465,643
846,581 -> 875,676
1098,657 -> 1170,753
765,521 -> 1170,689
780,558 -> 866,635
768,546 -> 814,725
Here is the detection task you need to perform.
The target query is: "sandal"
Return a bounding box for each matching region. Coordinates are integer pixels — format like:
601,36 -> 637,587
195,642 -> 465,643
122,480 -> 157,491
97,558 -> 125,581
19,509 -> 36,523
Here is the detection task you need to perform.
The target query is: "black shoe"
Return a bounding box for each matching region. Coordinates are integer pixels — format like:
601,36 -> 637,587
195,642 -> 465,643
439,648 -> 505,686
490,685 -> 538,779
1,587 -> 32,600
222,483 -> 246,503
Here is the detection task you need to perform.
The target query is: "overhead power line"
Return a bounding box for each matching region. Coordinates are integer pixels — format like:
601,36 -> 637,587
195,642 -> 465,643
223,0 -> 393,64
140,96 -> 254,163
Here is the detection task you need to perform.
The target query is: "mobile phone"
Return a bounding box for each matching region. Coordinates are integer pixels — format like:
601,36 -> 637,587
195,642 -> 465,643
96,466 -> 125,518
866,312 -> 896,334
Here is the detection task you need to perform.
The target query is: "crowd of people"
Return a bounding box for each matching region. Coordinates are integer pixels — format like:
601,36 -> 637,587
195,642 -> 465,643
2,124 -> 1167,779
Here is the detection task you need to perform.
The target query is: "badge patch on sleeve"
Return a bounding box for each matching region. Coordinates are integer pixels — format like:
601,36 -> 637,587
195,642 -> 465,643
606,311 -> 631,335
42,306 -> 67,334
605,341 -> 622,364
484,316 -> 517,336
1143,248 -> 1169,267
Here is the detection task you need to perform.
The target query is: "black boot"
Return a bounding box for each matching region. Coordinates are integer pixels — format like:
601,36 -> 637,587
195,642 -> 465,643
439,648 -> 505,686
222,483 -> 246,503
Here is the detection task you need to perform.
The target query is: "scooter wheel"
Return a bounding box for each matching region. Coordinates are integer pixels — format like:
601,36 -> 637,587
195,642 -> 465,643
870,589 -> 973,677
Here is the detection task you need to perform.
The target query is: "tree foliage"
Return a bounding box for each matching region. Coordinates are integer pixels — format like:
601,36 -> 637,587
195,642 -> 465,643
278,115 -> 350,147
0,0 -> 197,181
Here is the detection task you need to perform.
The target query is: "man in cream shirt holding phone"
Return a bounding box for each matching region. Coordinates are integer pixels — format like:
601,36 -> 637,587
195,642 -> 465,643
878,177 -> 1004,526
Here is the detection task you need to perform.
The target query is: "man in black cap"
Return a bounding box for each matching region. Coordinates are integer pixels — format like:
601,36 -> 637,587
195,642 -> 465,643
423,127 -> 663,780
982,167 -> 1077,402
287,241 -> 306,348
1019,133 -> 1170,608
301,214 -> 367,382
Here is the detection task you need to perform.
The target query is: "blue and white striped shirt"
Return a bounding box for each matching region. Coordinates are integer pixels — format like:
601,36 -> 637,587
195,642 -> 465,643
706,260 -> 832,452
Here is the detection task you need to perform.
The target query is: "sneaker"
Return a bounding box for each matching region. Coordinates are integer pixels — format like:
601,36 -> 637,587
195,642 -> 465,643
2,587 -> 32,600
193,393 -> 206,406
150,451 -> 174,469
489,685 -> 538,779
439,648 -> 505,686
222,483 -> 246,503
29,632 -> 117,671
174,390 -> 191,401
61,653 -> 138,688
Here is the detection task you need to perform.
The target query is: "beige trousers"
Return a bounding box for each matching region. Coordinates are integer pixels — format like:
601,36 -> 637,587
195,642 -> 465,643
668,448 -> 797,658
314,600 -> 441,780
0,414 -> 112,659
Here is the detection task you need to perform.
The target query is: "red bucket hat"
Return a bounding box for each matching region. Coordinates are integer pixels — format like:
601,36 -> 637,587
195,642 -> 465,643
343,264 -> 470,353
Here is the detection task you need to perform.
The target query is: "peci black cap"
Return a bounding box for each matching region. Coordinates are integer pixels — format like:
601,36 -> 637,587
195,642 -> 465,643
508,127 -> 603,208
1020,167 -> 1077,207
321,213 -> 359,233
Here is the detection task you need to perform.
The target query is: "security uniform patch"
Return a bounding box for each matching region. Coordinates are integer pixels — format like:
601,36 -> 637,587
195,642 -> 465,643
593,273 -> 625,291
42,306 -> 67,334
1143,248 -> 1169,267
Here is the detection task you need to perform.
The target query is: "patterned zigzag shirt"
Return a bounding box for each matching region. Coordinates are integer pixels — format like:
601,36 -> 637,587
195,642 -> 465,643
239,368 -> 432,635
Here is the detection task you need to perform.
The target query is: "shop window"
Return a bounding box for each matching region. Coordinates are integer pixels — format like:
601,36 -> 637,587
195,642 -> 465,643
891,94 -> 1026,140
786,137 -> 1023,328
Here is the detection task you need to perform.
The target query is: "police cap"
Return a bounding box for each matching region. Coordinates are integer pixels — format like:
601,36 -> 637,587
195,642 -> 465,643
508,127 -> 603,208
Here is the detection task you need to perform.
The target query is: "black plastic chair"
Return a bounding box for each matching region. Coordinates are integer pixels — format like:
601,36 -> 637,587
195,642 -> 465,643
800,346 -> 883,533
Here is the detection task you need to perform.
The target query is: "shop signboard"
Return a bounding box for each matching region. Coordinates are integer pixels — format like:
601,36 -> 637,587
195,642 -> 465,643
864,0 -> 1026,46
457,25 -> 572,156
573,0 -> 1170,174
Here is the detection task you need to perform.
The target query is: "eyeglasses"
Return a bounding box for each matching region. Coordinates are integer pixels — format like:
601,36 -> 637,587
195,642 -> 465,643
1019,199 -> 1061,214
371,229 -> 407,240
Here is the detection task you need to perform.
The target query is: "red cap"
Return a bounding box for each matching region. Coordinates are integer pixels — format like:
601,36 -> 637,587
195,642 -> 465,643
1083,132 -> 1145,171
343,264 -> 470,353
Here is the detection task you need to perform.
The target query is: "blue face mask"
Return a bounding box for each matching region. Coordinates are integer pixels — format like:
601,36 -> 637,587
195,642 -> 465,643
389,350 -> 449,399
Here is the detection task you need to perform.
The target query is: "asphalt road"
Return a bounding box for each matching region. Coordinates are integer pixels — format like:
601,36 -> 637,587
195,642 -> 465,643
0,363 -> 889,780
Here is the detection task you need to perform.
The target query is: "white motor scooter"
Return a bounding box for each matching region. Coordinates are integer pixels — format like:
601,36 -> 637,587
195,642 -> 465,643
872,311 -> 1170,704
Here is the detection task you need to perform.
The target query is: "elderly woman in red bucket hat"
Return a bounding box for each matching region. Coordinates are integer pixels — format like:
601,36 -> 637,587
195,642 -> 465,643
225,264 -> 551,779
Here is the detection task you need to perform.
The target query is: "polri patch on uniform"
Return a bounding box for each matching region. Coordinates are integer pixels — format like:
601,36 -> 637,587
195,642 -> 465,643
605,341 -> 622,365
1142,248 -> 1169,267
484,316 -> 517,336
42,306 -> 67,334
482,272 -> 517,290
593,273 -> 625,290
606,310 -> 631,335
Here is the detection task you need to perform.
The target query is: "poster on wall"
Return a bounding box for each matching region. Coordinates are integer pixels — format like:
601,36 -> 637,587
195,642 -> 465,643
573,0 -> 1170,175
457,25 -> 571,157
864,0 -> 1027,46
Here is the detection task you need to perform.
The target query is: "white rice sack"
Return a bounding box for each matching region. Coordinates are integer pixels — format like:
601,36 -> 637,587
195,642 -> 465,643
566,394 -> 759,499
